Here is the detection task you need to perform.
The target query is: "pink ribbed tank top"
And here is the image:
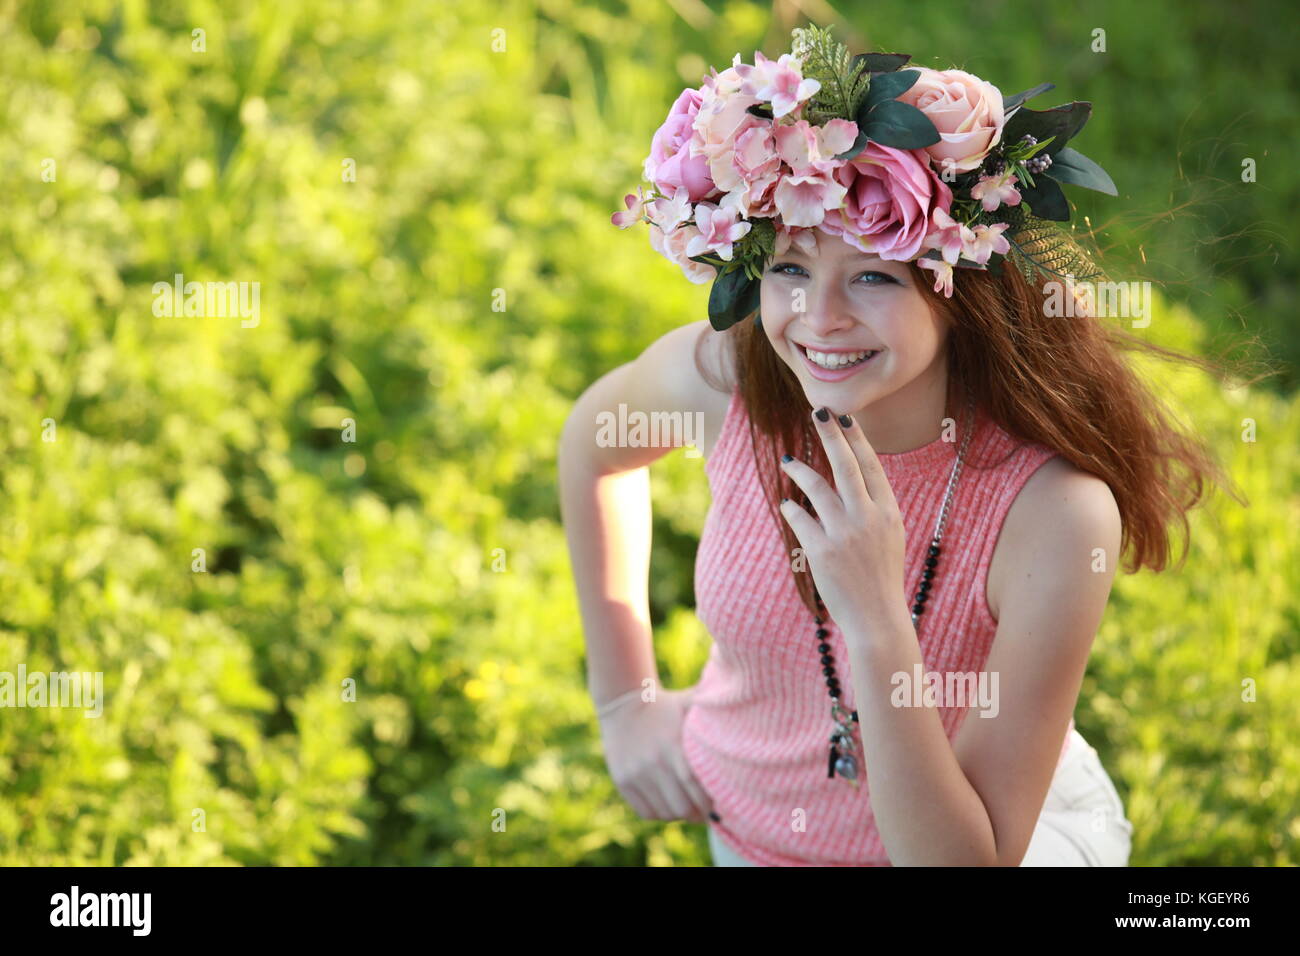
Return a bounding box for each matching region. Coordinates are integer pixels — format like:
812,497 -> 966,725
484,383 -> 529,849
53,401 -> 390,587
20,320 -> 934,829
682,385 -> 1074,866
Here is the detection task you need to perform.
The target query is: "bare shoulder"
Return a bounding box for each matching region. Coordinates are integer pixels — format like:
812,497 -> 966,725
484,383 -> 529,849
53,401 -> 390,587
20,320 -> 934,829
671,320 -> 736,460
986,454 -> 1122,622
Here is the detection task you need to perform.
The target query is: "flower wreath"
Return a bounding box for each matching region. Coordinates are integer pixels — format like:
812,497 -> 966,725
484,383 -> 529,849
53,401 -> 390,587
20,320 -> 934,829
612,24 -> 1117,331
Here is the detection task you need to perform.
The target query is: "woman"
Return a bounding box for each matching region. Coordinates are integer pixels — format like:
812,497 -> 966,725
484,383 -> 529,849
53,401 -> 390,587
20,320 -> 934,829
559,28 -> 1241,865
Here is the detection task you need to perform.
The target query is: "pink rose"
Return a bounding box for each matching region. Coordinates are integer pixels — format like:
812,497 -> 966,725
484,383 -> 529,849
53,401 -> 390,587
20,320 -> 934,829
644,88 -> 718,203
897,67 -> 1005,174
817,142 -> 953,261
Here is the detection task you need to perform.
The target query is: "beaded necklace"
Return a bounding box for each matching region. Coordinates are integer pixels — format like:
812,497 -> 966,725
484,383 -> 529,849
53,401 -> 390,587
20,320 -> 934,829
796,392 -> 976,787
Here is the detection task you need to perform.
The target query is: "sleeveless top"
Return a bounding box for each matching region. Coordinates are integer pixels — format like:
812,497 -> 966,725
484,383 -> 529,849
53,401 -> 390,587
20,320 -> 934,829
682,385 -> 1074,866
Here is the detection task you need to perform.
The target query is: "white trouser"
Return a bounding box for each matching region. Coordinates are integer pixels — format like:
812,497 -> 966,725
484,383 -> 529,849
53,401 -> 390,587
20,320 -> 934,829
708,728 -> 1134,866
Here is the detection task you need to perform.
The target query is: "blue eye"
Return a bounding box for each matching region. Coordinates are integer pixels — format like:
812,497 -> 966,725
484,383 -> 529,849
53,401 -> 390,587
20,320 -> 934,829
768,263 -> 897,285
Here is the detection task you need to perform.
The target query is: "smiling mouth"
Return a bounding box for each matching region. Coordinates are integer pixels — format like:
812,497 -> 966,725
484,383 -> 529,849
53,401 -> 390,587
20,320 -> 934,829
797,344 -> 883,370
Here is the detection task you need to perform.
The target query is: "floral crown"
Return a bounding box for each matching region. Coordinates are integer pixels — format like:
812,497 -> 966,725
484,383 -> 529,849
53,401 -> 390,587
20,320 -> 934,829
612,24 -> 1117,331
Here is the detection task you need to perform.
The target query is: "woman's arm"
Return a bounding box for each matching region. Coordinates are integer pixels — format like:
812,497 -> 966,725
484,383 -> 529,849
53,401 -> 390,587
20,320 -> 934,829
845,459 -> 1122,866
557,322 -> 718,708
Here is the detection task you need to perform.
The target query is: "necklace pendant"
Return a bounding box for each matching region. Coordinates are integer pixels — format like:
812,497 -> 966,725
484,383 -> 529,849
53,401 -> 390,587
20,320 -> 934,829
834,752 -> 860,788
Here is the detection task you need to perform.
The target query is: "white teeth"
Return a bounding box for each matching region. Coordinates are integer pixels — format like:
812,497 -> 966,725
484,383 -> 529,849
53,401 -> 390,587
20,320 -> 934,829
805,347 -> 878,369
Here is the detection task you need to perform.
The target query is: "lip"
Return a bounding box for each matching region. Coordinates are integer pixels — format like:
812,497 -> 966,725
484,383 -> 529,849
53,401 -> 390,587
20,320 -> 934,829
796,343 -> 884,382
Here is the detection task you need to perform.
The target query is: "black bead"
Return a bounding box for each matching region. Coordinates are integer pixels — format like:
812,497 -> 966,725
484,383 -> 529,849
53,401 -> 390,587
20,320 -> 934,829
919,579 -> 931,592
912,603 -> 924,615
820,654 -> 833,666
916,591 -> 928,604
925,556 -> 938,568
814,617 -> 824,626
928,544 -> 940,556
823,666 -> 834,677
818,642 -> 831,653
816,628 -> 829,638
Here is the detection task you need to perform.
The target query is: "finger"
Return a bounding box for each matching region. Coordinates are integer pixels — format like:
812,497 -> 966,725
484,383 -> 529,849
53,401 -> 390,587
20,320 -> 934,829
779,455 -> 842,526
834,411 -> 900,515
811,406 -> 873,517
778,496 -> 826,553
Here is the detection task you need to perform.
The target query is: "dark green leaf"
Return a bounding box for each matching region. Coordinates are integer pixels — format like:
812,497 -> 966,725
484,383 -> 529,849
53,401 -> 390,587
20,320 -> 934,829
851,52 -> 912,73
707,267 -> 760,331
1018,174 -> 1070,221
861,99 -> 940,149
863,68 -> 919,111
1003,102 -> 1093,156
1002,82 -> 1056,114
1047,147 -> 1117,196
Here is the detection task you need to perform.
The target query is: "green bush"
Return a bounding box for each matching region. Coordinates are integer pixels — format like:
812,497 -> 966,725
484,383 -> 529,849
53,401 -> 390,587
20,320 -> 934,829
0,0 -> 1294,866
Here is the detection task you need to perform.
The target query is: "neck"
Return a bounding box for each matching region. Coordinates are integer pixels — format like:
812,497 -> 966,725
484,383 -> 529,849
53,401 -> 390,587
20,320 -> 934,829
850,362 -> 959,455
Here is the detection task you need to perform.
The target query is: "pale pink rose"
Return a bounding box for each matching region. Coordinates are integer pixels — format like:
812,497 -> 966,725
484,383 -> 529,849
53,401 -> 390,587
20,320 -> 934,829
897,67 -> 1005,174
644,88 -> 718,203
649,221 -> 716,284
969,170 -> 1022,212
917,257 -> 955,297
817,141 -> 953,261
684,198 -> 752,261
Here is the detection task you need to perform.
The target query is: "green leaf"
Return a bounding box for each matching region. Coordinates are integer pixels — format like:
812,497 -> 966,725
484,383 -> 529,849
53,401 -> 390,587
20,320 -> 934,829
861,99 -> 941,149
1003,102 -> 1093,156
1002,82 -> 1056,114
1018,174 -> 1070,221
707,266 -> 760,331
863,68 -> 920,111
851,52 -> 912,73
1047,147 -> 1118,196
1003,212 -> 1107,285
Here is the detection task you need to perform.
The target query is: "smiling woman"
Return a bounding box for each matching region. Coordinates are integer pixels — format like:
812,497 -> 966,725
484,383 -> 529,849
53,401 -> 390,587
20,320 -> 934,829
572,24 -> 1249,867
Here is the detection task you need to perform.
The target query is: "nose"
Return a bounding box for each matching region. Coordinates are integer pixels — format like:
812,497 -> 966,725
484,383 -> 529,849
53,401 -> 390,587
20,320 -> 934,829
798,280 -> 858,338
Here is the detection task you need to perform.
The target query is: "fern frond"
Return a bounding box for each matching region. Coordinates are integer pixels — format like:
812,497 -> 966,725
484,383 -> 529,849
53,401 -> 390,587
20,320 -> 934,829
1002,210 -> 1108,287
790,24 -> 869,124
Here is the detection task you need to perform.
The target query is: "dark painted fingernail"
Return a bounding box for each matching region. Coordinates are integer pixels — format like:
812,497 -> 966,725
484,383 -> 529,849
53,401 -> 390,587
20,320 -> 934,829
709,811 -> 722,822
838,414 -> 853,428
781,453 -> 793,463
814,407 -> 830,422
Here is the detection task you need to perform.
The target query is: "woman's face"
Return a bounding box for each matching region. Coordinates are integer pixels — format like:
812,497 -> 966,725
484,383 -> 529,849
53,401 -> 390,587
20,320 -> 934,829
759,231 -> 952,419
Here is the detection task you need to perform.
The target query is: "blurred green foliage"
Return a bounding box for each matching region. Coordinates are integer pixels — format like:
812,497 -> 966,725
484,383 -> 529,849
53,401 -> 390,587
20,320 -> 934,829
0,0 -> 1294,866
